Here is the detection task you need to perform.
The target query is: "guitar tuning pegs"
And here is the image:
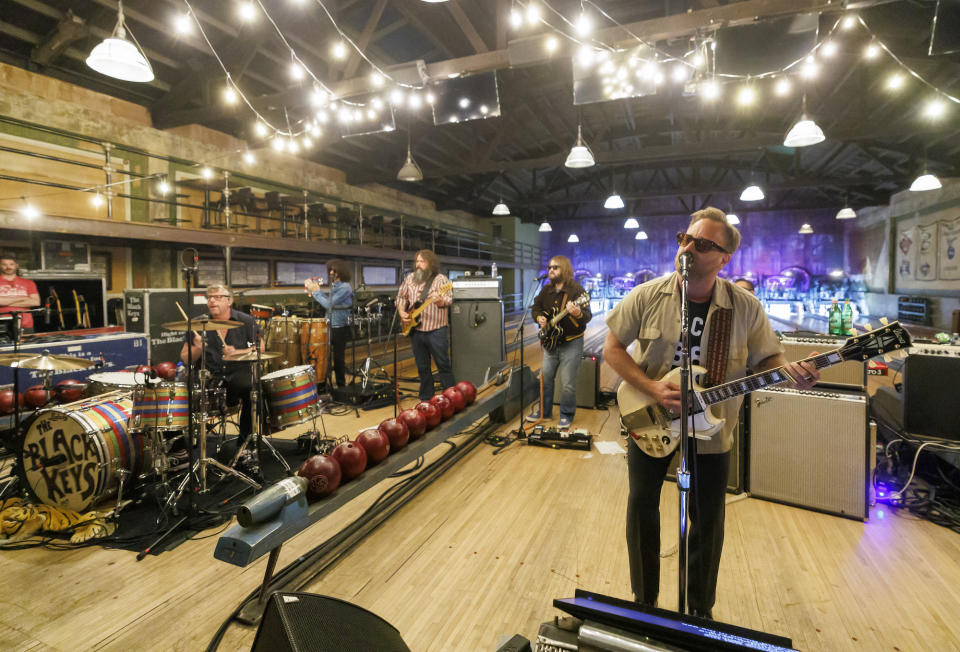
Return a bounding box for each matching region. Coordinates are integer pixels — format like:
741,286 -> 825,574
883,354 -> 892,363
850,328 -> 860,337
879,317 -> 889,326
864,323 -> 874,331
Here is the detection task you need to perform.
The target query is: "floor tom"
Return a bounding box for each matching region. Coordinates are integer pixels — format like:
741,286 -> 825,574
261,365 -> 318,430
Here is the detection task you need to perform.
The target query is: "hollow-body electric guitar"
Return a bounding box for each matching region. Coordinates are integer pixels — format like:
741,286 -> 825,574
617,322 -> 911,458
401,282 -> 453,337
537,292 -> 590,352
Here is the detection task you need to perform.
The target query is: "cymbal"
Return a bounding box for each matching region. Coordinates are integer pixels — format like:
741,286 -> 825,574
162,318 -> 245,331
0,352 -> 97,370
223,350 -> 281,362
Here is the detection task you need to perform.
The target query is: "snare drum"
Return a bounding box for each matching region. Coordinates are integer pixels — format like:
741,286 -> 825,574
299,318 -> 329,383
86,371 -> 139,397
261,365 -> 318,430
265,317 -> 302,373
130,382 -> 189,431
19,392 -> 146,511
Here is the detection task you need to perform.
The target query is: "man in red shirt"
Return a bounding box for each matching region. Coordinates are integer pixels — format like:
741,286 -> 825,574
0,252 -> 40,333
396,249 -> 455,400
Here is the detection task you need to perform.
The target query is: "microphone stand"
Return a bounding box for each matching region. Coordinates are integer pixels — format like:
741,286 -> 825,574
509,275 -> 545,443
181,263 -> 199,516
676,260 -> 692,615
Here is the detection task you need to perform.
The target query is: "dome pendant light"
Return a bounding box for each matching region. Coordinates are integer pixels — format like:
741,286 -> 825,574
492,198 -> 510,215
86,0 -> 155,82
910,167 -> 942,192
740,184 -> 764,201
783,94 -> 825,147
538,221 -> 553,232
604,192 -> 625,209
564,124 -> 595,168
397,130 -> 422,182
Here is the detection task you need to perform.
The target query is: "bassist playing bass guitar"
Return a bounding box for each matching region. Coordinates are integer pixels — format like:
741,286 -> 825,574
603,207 -> 819,620
529,255 -> 592,429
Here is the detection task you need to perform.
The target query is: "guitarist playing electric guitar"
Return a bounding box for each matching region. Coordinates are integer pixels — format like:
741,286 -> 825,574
529,255 -> 592,429
396,249 -> 456,401
603,208 -> 820,620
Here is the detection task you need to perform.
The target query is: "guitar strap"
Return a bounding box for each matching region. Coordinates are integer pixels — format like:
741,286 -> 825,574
418,274 -> 436,305
703,283 -> 735,387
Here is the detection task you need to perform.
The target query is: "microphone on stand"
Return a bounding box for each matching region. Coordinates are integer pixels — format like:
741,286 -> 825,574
678,252 -> 693,279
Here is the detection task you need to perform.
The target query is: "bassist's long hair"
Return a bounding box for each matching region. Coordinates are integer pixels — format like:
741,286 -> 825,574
549,255 -> 574,284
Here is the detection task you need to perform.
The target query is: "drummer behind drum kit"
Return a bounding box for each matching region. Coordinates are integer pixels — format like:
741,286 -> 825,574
3,312 -> 332,515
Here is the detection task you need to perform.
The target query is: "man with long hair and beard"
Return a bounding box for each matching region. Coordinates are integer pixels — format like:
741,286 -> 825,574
529,255 -> 592,429
396,249 -> 455,400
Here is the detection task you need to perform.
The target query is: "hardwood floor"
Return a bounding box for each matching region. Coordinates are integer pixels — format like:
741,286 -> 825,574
3,319 -> 960,651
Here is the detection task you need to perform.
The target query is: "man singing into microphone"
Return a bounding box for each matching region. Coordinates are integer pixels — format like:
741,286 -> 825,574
603,207 -> 819,619
305,259 -> 354,389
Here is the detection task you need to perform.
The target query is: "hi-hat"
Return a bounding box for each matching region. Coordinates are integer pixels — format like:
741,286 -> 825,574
0,352 -> 96,370
223,350 -> 281,362
162,319 -> 244,331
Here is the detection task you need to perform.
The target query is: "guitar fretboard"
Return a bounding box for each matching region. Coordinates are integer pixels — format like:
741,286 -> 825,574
700,350 -> 845,406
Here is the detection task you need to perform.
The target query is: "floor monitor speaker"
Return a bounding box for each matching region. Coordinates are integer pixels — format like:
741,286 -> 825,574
748,387 -> 870,520
903,354 -> 960,440
252,592 -> 409,652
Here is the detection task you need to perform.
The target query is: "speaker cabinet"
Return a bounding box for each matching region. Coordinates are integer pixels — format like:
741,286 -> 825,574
450,299 -> 505,388
780,336 -> 866,389
252,592 -> 409,652
748,387 -> 870,520
903,354 -> 960,439
552,352 -> 600,409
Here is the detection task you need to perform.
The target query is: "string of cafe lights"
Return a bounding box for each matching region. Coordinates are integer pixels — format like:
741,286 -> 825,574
7,3 -> 958,223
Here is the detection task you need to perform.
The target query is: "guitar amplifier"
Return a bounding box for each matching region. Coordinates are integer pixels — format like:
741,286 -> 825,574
452,277 -> 501,300
748,386 -> 871,520
780,334 -> 866,389
552,352 -> 600,409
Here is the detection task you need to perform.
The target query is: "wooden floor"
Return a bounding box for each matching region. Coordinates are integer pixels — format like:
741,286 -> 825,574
3,319 -> 960,651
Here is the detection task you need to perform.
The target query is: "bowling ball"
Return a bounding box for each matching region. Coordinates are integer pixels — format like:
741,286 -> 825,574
379,417 -> 409,451
455,381 -> 477,405
154,361 -> 177,380
443,387 -> 465,412
430,394 -> 454,420
24,385 -> 52,408
0,390 -> 23,415
415,401 -> 442,429
136,365 -> 154,378
398,408 -> 426,440
330,441 -> 367,481
297,454 -> 341,499
55,379 -> 85,403
355,428 -> 390,464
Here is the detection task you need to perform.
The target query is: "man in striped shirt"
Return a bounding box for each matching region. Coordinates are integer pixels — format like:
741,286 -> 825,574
396,249 -> 455,400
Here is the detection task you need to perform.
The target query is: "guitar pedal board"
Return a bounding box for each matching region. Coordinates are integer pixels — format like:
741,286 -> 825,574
527,425 -> 592,451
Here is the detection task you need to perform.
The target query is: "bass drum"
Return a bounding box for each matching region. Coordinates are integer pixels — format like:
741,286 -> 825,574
19,392 -> 146,512
299,318 -> 329,384
265,316 -> 301,374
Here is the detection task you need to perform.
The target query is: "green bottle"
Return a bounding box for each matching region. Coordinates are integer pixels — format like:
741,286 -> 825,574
828,299 -> 842,335
841,299 -> 853,335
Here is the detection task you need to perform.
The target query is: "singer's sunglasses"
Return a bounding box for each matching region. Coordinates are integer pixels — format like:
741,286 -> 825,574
676,232 -> 729,254
548,265 -> 560,270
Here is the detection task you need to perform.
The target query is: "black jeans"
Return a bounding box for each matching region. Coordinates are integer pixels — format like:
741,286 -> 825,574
331,325 -> 350,388
224,367 -> 253,443
625,441 -> 730,616
410,326 -> 455,400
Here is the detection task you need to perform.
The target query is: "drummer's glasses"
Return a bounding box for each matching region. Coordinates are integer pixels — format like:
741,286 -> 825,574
206,294 -> 230,301
676,232 -> 729,254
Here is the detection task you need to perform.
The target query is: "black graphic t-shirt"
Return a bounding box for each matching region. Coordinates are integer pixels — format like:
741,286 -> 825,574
670,299 -> 711,369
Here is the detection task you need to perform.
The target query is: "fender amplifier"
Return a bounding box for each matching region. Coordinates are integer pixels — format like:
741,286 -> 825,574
748,387 -> 871,520
779,334 -> 865,389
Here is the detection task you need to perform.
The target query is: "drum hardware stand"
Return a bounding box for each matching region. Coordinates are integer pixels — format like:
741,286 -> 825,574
231,329 -> 292,477
358,301 -> 390,392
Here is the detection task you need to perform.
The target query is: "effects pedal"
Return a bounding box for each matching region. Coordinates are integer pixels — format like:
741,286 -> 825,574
527,426 -> 592,451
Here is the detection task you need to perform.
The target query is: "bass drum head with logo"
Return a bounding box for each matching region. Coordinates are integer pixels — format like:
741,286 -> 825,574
19,393 -> 144,512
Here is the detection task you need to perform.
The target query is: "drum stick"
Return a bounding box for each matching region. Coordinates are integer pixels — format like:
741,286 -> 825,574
175,300 -> 225,344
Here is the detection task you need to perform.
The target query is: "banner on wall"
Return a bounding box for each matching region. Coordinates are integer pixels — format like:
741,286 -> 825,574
915,223 -> 938,281
939,216 -> 960,280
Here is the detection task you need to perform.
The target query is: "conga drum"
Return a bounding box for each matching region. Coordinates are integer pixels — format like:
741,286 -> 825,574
299,318 -> 329,383
265,316 -> 301,373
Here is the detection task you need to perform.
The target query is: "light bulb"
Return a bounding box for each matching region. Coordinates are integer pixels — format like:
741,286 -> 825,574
242,151 -> 255,165
886,74 -> 904,91
820,41 -> 837,58
576,13 -> 592,37
545,36 -> 558,54
526,4 -> 541,24
737,85 -> 756,106
200,167 -> 213,179
174,13 -> 193,35
774,78 -> 791,96
332,41 -> 347,60
21,203 -> 40,220
223,85 -> 238,105
923,100 -> 946,120
509,8 -> 523,29
254,122 -> 268,137
371,73 -> 384,87
289,62 -> 304,80
91,192 -> 104,208
842,14 -> 857,30
238,1 -> 256,22
700,79 -> 720,100
864,43 -> 880,60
